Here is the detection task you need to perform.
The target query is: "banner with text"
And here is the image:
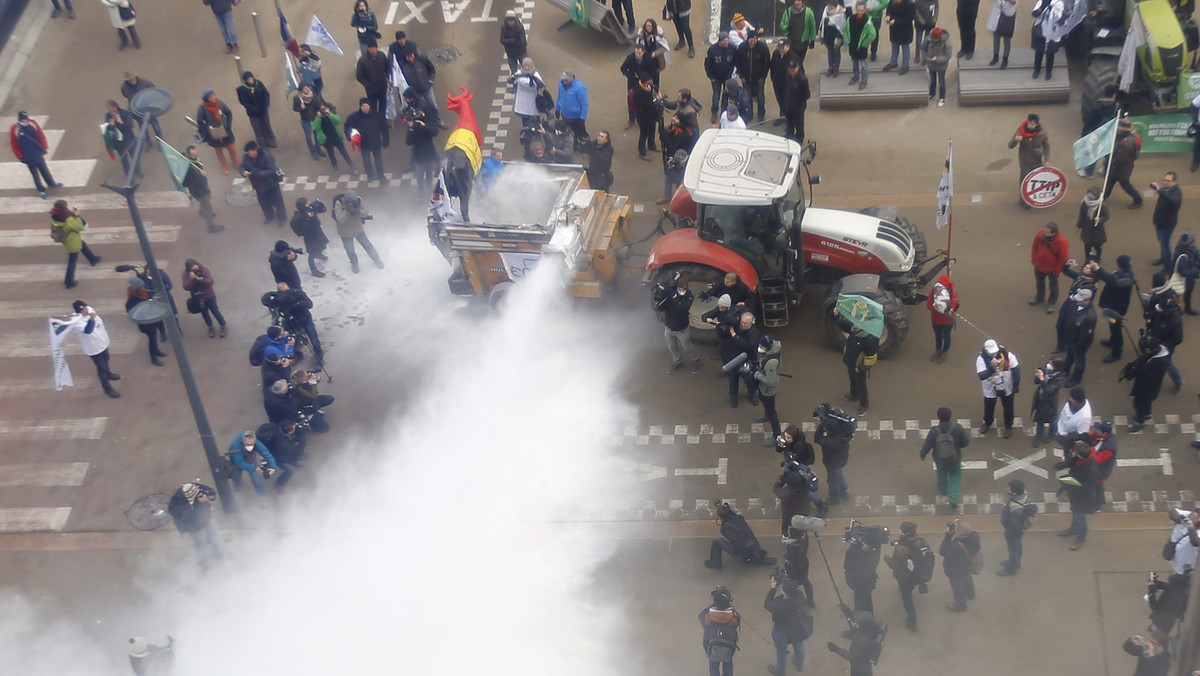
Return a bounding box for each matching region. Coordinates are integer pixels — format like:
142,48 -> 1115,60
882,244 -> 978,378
1126,113 -> 1193,154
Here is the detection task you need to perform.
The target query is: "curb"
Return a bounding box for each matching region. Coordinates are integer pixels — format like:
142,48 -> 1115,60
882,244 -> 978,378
0,0 -> 49,112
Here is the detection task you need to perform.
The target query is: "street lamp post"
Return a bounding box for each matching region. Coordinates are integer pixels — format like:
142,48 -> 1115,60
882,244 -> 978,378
103,87 -> 237,514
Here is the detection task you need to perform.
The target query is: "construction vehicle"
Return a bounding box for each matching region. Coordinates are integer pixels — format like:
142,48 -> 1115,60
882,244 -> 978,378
427,162 -> 633,306
1080,0 -> 1197,116
644,129 -> 948,357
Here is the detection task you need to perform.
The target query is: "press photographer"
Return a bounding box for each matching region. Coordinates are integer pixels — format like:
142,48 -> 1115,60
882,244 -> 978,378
843,519 -> 887,618
401,88 -> 439,196
289,197 -> 330,278
332,190 -> 384,273
703,501 -> 776,570
814,403 -> 857,505
264,281 -> 323,365
654,272 -> 701,375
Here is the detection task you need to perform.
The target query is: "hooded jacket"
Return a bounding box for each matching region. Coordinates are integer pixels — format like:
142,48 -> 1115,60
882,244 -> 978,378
500,16 -> 527,57
923,30 -> 951,71
269,249 -> 302,290
50,207 -> 87,253
774,472 -> 813,526
556,78 -> 589,120
753,340 -> 783,396
927,274 -> 957,325
1000,492 -> 1032,535
939,529 -> 979,577
885,534 -> 928,584
333,192 -> 370,238
844,542 -> 880,591
239,149 -> 282,192
236,78 -> 271,117
227,436 -> 278,472
781,4 -> 818,45
1030,230 -> 1068,274
399,51 -> 436,93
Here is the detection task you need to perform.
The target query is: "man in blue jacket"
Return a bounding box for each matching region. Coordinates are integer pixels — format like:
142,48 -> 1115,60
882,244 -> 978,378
556,70 -> 590,141
227,429 -> 287,496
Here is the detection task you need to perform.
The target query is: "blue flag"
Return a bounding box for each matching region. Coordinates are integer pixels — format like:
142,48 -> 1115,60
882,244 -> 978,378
305,14 -> 344,56
1073,116 -> 1117,170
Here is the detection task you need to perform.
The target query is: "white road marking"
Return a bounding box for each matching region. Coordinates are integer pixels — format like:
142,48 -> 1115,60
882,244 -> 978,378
674,458 -> 729,485
0,299 -> 125,319
0,507 -> 71,532
0,159 -> 96,190
0,224 -> 179,248
441,0 -> 472,22
0,462 -> 89,486
0,259 -> 168,283
1117,449 -> 1174,476
0,418 -> 107,440
992,448 -> 1049,479
0,190 -> 188,215
470,0 -> 497,21
396,0 -> 432,23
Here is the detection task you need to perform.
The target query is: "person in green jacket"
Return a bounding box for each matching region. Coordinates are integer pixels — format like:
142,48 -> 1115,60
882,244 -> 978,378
846,2 -> 877,89
50,199 -> 100,289
780,0 -> 818,66
310,103 -> 356,174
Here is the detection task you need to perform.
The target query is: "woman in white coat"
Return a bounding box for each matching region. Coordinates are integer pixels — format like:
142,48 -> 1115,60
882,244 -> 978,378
100,0 -> 140,50
507,56 -> 545,127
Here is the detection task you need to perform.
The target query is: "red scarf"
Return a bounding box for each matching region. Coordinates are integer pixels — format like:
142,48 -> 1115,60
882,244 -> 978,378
204,98 -> 224,123
1017,121 -> 1040,139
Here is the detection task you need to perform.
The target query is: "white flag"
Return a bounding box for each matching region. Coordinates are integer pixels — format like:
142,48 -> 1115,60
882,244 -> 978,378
48,317 -> 74,391
305,14 -> 344,56
1118,7 -> 1146,92
935,143 -> 953,229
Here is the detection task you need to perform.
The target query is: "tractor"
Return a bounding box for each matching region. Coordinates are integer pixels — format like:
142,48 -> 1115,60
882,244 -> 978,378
1080,0 -> 1197,116
644,129 -> 949,358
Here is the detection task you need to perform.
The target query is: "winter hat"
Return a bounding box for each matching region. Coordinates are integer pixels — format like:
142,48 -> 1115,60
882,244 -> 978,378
931,27 -> 943,39
900,521 -> 918,535
521,57 -> 534,69
182,482 -> 200,505
267,325 -> 283,339
365,37 -> 378,48
983,339 -> 999,355
725,77 -> 739,92
732,12 -> 745,23
1070,288 -> 1093,302
1116,254 -> 1132,269
725,106 -> 740,117
201,89 -> 215,100
505,9 -> 517,17
274,240 -> 290,252
124,70 -> 137,79
717,294 -> 732,308
243,140 -> 258,152
128,277 -> 144,290
129,637 -> 149,658
718,30 -> 730,40
937,407 -> 951,422
17,111 -> 28,121
271,379 -> 289,395
1093,421 -> 1113,434
359,97 -> 371,106
562,69 -> 575,80
758,335 -> 773,350
784,471 -> 805,488
241,71 -> 254,81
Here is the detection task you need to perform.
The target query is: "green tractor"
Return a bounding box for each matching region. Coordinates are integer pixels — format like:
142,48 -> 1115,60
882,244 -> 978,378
1081,0 -> 1198,115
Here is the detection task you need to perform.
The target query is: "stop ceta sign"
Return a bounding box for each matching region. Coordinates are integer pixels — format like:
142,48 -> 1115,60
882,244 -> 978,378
1021,165 -> 1068,208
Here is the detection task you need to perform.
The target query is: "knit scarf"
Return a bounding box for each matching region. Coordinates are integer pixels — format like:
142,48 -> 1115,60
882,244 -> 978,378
297,89 -> 314,107
1083,193 -> 1102,221
204,98 -> 224,123
1017,120 -> 1040,139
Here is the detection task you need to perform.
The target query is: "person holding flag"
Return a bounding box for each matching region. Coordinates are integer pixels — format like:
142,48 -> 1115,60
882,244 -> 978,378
57,301 -> 121,398
834,295 -> 882,416
180,144 -> 225,233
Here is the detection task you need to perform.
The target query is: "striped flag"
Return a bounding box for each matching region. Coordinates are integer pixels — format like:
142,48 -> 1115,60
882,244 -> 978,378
277,1 -> 300,56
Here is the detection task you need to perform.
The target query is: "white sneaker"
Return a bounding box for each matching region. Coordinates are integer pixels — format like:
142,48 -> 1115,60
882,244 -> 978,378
938,99 -> 945,107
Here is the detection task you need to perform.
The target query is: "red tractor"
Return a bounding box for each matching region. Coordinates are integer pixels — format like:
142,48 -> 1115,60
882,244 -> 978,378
645,129 -> 948,357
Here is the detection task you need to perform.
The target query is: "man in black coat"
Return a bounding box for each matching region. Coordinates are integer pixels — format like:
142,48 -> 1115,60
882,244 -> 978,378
402,88 -> 440,197
239,141 -> 287,226
183,145 -> 224,233
121,71 -> 164,141
620,45 -> 655,127
815,410 -> 853,504
839,314 -> 879,416
783,61 -> 810,142
236,71 -> 276,148
1098,255 -> 1134,362
499,11 -> 528,74
400,46 -> 443,128
1056,441 -> 1099,549
657,274 -> 701,374
167,482 -> 223,569
1150,171 -> 1183,267
705,502 -> 774,568
736,31 -> 771,122
844,536 -> 881,614
104,100 -> 136,175
1126,335 -> 1170,432
256,420 -> 306,491
273,281 -> 324,364
1146,275 -> 1185,391
290,197 -> 330,277
765,578 -> 809,673
726,310 -> 762,408
354,39 -> 391,140
704,33 -> 738,120
1062,287 -> 1097,387
345,99 -> 388,183
264,380 -> 298,424
827,611 -> 878,676
940,520 -> 980,611
261,351 -> 292,395
769,40 -> 800,117
269,240 -> 303,290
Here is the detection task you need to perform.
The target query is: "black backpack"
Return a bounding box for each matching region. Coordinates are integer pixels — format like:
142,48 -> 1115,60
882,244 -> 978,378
704,621 -> 739,662
933,428 -> 958,461
909,539 -> 936,585
248,334 -> 270,366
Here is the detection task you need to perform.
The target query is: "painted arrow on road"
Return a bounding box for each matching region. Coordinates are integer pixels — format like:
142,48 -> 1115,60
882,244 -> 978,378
675,458 -> 728,485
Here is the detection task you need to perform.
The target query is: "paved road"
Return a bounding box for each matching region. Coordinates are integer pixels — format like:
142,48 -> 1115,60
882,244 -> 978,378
0,0 -> 1197,673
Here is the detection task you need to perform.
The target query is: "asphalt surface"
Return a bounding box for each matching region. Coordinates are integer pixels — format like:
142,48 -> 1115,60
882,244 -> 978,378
0,0 -> 1197,673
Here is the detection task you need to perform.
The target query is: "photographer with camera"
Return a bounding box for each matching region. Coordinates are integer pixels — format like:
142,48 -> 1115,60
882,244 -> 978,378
1147,566 -> 1191,634
826,611 -> 881,676
844,522 -> 883,616
698,586 -> 740,676
655,273 -> 702,375
707,272 -> 753,308
815,403 -> 855,505
167,481 -> 222,570
940,519 -> 980,612
291,368 -> 333,430
774,464 -> 814,537
227,430 -> 287,497
519,119 -> 554,163
1166,507 -> 1200,575
269,240 -> 304,290
919,406 -> 970,510
724,311 -> 762,408
265,379 -> 298,424
997,479 -> 1037,576
704,501 -> 775,570
289,197 -> 330,278
125,277 -> 169,367
633,75 -> 662,162
765,575 -> 812,674
181,259 -> 226,338
332,190 -> 383,273
272,281 -> 324,365
884,522 -> 933,632
261,350 -> 293,394
239,141 -> 287,227
659,130 -> 691,204
975,339 -> 1020,438
256,420 -> 306,493
753,335 -> 784,445
401,88 -> 440,196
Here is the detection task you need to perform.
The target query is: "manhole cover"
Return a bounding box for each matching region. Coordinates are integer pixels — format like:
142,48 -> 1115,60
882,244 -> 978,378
225,181 -> 259,208
127,493 -> 172,531
426,45 -> 461,67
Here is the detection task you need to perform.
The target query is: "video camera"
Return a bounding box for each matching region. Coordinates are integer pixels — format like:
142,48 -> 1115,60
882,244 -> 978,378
844,519 -> 890,547
651,269 -> 683,308
307,198 -> 326,215
814,402 -> 857,435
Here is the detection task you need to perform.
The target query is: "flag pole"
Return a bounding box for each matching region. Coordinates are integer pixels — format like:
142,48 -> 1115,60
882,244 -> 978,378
1097,107 -> 1122,213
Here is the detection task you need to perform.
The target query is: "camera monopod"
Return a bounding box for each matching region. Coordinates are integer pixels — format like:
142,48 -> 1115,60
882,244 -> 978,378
790,515 -> 855,634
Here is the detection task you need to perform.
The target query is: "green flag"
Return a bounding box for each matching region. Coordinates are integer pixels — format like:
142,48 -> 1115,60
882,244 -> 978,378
835,294 -> 885,338
284,52 -> 299,96
158,138 -> 191,194
569,0 -> 588,27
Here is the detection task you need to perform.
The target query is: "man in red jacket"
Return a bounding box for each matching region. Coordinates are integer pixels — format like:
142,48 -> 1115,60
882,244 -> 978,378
9,112 -> 61,199
1029,222 -> 1069,315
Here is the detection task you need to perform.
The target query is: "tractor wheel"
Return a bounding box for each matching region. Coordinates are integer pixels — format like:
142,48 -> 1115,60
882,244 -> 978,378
898,217 -> 928,266
1081,57 -> 1120,122
653,263 -> 726,345
488,281 -> 515,311
822,283 -> 910,358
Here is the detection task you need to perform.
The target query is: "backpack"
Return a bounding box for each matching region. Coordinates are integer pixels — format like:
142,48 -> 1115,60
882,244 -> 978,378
793,610 -> 814,642
1021,502 -> 1038,531
248,334 -> 270,366
535,88 -> 554,114
49,223 -> 65,243
933,428 -> 958,461
866,620 -> 887,665
909,539 -> 936,585
704,622 -> 739,662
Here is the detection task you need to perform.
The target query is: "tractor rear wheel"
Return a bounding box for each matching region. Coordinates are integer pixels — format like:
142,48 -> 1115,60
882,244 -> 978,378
822,283 -> 910,358
1081,57 -> 1120,122
652,264 -> 727,345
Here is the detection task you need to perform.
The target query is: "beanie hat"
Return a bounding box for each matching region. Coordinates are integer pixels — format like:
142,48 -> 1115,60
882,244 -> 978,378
359,97 -> 371,106
954,520 -> 974,536
937,407 -> 951,422
17,111 -> 28,121
505,9 -> 517,17
274,240 -> 290,253
182,482 -> 200,505
718,294 -> 732,308
759,335 -> 773,350
732,12 -> 745,23
900,521 -> 917,535
128,277 -> 144,290
931,27 -> 943,38
241,71 -> 254,81
243,140 -> 258,152
718,30 -> 730,40
267,325 -> 283,339
202,89 -> 215,100
1093,421 -> 1113,434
